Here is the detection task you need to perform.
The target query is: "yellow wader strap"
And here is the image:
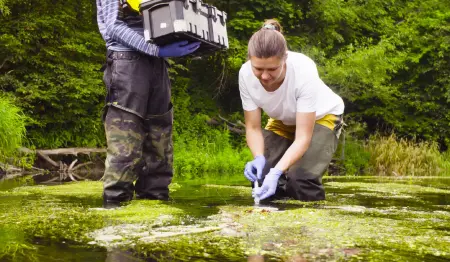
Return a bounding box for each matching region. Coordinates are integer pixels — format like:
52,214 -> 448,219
121,0 -> 141,12
265,114 -> 342,141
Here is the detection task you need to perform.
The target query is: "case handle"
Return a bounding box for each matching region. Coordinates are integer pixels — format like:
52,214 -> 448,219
184,0 -> 201,13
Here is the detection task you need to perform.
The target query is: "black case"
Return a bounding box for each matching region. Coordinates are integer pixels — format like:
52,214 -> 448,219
140,0 -> 229,56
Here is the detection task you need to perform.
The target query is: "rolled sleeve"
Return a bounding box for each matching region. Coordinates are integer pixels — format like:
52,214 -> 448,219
239,74 -> 258,111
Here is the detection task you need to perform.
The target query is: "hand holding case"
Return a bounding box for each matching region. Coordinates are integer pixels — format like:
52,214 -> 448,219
140,0 -> 229,56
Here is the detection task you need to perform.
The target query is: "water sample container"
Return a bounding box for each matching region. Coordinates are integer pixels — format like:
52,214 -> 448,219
140,0 -> 229,56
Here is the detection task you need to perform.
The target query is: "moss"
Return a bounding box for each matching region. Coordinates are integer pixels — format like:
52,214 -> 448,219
133,234 -> 246,261
1,178 -> 449,261
325,181 -> 450,195
216,204 -> 449,261
1,182 -> 186,248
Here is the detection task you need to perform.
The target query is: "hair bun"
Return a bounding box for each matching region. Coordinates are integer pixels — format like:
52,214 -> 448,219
263,24 -> 278,31
262,19 -> 282,33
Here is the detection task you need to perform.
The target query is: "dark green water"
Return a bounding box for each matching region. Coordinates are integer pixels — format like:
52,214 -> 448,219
1,175 -> 449,261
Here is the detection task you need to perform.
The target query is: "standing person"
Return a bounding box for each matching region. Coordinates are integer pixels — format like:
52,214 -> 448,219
97,0 -> 200,208
240,19 -> 345,202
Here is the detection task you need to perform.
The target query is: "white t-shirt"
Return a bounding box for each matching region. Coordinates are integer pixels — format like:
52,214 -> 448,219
239,51 -> 344,125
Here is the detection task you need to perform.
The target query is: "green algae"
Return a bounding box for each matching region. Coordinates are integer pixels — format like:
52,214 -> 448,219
216,204 -> 449,261
133,234 -> 246,261
202,184 -> 251,196
325,181 -> 450,195
0,177 -> 449,261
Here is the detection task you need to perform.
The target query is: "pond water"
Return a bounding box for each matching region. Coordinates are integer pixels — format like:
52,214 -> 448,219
0,174 -> 449,261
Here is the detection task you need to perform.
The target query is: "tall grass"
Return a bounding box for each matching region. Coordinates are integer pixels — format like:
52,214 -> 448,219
0,96 -> 26,160
366,134 -> 450,176
173,113 -> 251,179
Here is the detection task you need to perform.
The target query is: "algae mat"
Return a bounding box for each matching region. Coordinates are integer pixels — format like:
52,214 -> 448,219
0,176 -> 449,261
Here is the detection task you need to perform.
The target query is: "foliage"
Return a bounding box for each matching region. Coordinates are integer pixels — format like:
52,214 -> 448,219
366,134 -> 450,176
319,0 -> 450,147
0,0 -> 449,175
0,0 -> 106,148
334,119 -> 371,176
171,77 -> 251,178
0,96 -> 26,160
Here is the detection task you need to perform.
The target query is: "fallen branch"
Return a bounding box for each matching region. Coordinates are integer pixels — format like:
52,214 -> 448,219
140,226 -> 222,242
71,161 -> 94,171
219,114 -> 245,128
36,151 -> 59,167
71,172 -> 90,181
227,126 -> 245,135
38,148 -> 106,156
207,115 -> 245,135
68,159 -> 78,171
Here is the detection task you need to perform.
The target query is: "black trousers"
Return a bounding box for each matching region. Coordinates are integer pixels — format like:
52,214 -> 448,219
102,50 -> 173,202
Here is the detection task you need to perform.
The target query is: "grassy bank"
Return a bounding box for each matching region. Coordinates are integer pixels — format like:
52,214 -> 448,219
1,89 -> 448,177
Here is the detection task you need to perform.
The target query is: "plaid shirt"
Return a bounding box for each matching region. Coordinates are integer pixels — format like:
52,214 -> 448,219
96,0 -> 159,56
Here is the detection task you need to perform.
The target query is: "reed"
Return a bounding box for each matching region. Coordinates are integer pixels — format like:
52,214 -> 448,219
366,134 -> 449,176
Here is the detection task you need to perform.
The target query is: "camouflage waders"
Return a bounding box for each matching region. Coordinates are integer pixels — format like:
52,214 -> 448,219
260,122 -> 342,201
102,50 -> 173,204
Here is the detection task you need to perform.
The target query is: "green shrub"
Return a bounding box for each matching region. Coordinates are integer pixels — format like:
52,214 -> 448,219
333,119 -> 371,176
337,137 -> 371,176
0,96 -> 26,159
173,113 -> 251,179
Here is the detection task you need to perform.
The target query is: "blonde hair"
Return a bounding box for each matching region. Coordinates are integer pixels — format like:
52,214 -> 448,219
248,19 -> 287,59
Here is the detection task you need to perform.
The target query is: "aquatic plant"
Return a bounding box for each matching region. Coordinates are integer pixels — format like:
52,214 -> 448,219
1,178 -> 449,261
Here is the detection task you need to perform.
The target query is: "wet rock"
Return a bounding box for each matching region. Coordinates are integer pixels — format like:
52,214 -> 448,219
139,225 -> 222,242
95,235 -> 123,242
219,226 -> 245,237
318,248 -> 334,256
262,242 -> 282,251
324,205 -> 366,213
262,242 -> 275,251
287,256 -> 308,262
342,248 -> 361,256
247,255 -> 265,262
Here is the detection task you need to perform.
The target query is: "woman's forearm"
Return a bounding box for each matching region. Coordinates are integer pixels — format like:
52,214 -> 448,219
274,138 -> 310,172
246,128 -> 265,157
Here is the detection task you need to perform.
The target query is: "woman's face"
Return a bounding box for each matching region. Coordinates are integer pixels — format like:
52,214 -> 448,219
250,55 -> 287,91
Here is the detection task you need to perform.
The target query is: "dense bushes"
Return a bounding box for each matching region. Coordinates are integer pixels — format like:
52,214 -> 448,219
0,0 -> 448,176
0,96 -> 26,162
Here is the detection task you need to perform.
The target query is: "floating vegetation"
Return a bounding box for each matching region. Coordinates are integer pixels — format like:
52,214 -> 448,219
0,178 -> 449,261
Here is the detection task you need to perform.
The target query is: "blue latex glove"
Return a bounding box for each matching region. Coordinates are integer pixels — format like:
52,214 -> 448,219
158,40 -> 201,58
252,168 -> 283,200
244,155 -> 266,182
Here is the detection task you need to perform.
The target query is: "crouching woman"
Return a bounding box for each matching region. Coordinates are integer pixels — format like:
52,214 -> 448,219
239,20 -> 345,202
